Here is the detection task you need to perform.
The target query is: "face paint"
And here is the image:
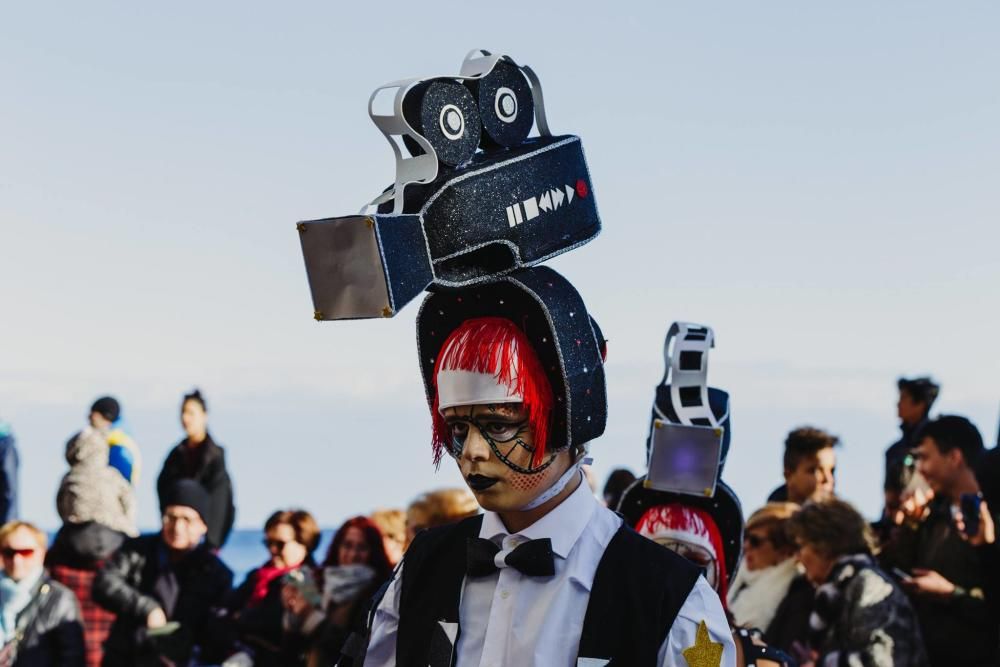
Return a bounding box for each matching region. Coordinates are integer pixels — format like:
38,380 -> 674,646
444,403 -> 574,513
446,405 -> 556,475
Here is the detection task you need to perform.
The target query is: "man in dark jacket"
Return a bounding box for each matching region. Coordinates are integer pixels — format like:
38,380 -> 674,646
880,415 -> 999,666
883,377 -> 940,522
0,521 -> 84,666
93,480 -> 233,666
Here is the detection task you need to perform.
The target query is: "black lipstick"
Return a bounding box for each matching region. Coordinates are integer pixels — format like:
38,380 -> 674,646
466,474 -> 499,491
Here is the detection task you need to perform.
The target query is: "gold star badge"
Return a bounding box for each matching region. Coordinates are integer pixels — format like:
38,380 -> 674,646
682,620 -> 723,667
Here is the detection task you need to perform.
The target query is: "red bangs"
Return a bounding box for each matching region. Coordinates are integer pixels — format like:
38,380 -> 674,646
430,317 -> 554,468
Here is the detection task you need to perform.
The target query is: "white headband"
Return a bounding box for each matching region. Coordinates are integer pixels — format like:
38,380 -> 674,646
436,369 -> 522,413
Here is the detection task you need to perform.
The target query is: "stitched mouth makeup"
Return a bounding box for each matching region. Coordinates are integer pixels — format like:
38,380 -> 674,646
466,474 -> 500,491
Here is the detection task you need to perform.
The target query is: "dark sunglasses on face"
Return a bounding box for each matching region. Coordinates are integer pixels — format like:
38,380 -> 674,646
263,538 -> 288,551
2,547 -> 36,559
744,533 -> 769,549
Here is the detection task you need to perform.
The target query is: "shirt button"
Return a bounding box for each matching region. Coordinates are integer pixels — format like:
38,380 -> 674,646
500,589 -> 510,600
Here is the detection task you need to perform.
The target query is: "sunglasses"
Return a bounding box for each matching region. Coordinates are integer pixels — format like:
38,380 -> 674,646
263,538 -> 289,551
744,534 -> 770,549
1,547 -> 36,559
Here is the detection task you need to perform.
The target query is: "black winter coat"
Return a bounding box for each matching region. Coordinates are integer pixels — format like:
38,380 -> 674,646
7,576 -> 85,667
92,534 -> 233,666
156,434 -> 236,550
880,497 -> 999,666
224,565 -> 288,665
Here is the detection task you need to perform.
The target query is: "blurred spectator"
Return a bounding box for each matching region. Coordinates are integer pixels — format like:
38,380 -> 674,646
225,509 -> 320,666
57,426 -> 137,539
768,427 -> 838,505
880,415 -> 999,666
404,488 -> 479,548
884,377 -> 940,523
0,419 -> 18,524
93,480 -> 232,666
280,517 -> 392,666
49,426 -> 137,667
787,499 -> 927,667
728,503 -> 811,655
87,397 -> 141,487
369,509 -> 406,567
156,389 -> 236,550
602,467 -> 635,509
0,521 -> 85,666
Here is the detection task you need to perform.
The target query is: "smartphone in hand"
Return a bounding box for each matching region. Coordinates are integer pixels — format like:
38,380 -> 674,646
891,567 -> 913,582
960,493 -> 982,537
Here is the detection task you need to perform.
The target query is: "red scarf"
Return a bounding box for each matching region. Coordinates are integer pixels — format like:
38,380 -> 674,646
248,562 -> 296,608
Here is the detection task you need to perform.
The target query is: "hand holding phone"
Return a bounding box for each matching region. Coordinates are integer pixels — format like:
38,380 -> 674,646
960,493 -> 982,537
891,567 -> 913,582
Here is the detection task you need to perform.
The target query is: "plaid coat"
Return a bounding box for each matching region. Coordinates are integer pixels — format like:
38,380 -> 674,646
49,564 -> 115,667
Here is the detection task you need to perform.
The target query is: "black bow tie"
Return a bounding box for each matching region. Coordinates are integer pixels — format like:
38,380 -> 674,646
466,537 -> 555,578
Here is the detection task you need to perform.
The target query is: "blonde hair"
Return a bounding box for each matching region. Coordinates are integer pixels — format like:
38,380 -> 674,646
0,521 -> 48,550
406,488 -> 479,546
746,502 -> 800,553
370,509 -> 406,545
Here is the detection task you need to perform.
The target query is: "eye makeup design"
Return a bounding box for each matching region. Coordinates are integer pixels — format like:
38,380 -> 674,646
446,408 -> 555,475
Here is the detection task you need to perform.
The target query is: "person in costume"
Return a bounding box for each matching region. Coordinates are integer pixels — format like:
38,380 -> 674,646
361,272 -> 735,667
618,322 -> 793,667
292,50 -> 733,666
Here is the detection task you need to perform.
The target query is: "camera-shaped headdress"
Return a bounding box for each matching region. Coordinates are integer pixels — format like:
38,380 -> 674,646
297,50 -> 600,320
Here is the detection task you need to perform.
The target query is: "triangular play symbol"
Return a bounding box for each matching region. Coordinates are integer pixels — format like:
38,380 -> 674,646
539,191 -> 552,212
565,184 -> 574,204
552,188 -> 565,209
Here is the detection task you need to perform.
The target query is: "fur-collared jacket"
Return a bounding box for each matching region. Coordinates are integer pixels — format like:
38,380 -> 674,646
810,554 -> 928,667
58,427 -> 137,537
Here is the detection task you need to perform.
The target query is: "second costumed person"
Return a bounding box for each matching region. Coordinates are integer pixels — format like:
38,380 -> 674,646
296,50 -> 734,666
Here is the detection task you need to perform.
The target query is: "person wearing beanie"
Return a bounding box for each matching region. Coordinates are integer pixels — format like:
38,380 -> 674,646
76,395 -> 143,487
93,481 -> 233,666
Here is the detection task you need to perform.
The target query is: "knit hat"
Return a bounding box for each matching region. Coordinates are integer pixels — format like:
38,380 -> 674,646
90,396 -> 121,423
163,480 -> 210,522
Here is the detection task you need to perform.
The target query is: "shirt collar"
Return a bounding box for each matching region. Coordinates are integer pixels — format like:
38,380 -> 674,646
479,471 -> 597,559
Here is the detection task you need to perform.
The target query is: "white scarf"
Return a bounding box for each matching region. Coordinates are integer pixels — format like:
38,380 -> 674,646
727,557 -> 799,632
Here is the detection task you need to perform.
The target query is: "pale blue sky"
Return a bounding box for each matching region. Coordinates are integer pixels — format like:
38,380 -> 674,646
2,2 -> 998,530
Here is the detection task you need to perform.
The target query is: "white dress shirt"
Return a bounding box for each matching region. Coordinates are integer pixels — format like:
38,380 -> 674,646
364,476 -> 736,666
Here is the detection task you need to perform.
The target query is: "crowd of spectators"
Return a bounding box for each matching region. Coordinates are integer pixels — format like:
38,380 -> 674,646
0,376 -> 998,666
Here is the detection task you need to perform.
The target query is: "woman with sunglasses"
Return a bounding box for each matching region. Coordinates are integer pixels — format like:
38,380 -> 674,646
727,502 -> 813,655
0,521 -> 84,666
225,509 -> 320,666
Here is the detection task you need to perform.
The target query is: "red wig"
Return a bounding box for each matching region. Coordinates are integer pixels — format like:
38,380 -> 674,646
635,503 -> 731,606
323,516 -> 393,584
430,316 -> 554,468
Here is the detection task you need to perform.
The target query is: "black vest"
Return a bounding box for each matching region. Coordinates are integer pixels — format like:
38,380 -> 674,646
395,514 -> 701,666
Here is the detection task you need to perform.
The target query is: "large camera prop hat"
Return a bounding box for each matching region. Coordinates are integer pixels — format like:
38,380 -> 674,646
618,322 -> 743,601
296,51 -> 608,480
297,50 -> 599,320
